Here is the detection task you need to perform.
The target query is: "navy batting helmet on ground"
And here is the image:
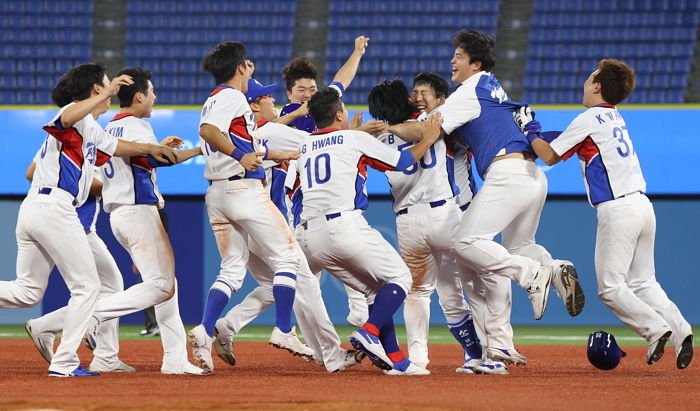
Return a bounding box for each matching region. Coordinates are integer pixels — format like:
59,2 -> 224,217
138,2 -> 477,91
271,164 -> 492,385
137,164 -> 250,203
587,330 -> 627,370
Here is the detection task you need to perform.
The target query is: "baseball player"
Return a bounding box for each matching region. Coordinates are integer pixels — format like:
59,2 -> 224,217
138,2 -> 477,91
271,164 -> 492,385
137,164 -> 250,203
388,29 -> 584,323
521,59 -> 693,369
187,41 -> 311,372
0,62 -> 175,377
279,36 -> 369,133
23,159 -> 134,373
196,79 -> 363,373
80,66 -> 206,375
292,87 -> 442,376
411,72 -> 526,374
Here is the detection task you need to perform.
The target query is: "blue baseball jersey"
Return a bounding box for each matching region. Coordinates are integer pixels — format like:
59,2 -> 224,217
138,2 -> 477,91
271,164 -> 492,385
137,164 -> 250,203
436,72 -> 529,179
279,82 -> 346,133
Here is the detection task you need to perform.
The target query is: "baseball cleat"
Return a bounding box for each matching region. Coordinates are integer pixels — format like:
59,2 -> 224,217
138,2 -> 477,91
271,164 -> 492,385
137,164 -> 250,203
48,365 -> 100,378
89,360 -> 136,373
528,265 -> 553,320
349,329 -> 393,371
83,316 -> 99,351
161,362 -> 209,375
473,358 -> 509,375
24,319 -> 54,363
551,260 -> 585,317
269,326 -> 315,360
139,326 -> 160,337
343,349 -> 366,369
487,347 -> 528,366
647,330 -> 672,365
676,334 -> 694,369
456,357 -> 481,374
213,327 -> 236,367
383,359 -> 430,376
187,324 -> 214,372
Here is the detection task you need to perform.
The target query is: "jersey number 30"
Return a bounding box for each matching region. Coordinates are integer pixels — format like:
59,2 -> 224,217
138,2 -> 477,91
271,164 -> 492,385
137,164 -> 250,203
305,153 -> 331,187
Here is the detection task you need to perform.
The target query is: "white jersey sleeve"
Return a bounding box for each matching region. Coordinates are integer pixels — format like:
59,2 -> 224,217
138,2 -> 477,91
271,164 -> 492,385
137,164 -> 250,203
435,76 -> 482,134
451,137 -> 477,208
101,114 -> 164,213
550,106 -> 646,206
34,103 -> 117,207
199,86 -> 264,181
297,129 -> 410,220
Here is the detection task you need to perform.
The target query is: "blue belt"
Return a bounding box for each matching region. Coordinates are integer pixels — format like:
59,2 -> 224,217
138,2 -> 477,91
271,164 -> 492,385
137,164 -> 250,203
38,187 -> 78,206
460,202 -> 471,212
396,200 -> 447,215
301,212 -> 342,230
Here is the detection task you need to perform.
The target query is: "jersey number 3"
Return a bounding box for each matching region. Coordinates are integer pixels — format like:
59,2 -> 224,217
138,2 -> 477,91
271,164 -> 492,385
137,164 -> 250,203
305,153 -> 331,187
613,126 -> 631,158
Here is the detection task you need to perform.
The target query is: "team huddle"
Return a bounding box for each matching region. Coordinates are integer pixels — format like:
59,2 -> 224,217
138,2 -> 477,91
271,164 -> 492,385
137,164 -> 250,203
0,29 -> 693,377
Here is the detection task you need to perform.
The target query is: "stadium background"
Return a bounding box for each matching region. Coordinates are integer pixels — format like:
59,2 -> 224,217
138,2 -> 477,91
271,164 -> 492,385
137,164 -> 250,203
1,0 -> 699,329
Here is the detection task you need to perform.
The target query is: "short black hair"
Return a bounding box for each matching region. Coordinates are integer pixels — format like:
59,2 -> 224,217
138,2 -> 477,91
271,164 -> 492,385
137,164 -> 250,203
116,67 -> 152,108
203,41 -> 247,85
308,87 -> 343,129
453,29 -> 496,72
281,57 -> 318,92
413,72 -> 449,99
51,61 -> 107,107
367,80 -> 414,125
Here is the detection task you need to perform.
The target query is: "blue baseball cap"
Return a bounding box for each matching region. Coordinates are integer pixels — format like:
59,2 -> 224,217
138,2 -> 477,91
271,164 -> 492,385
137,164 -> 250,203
587,330 -> 627,370
245,79 -> 277,103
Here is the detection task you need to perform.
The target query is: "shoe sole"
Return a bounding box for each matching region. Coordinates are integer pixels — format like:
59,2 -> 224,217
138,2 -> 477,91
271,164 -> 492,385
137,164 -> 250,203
213,338 -> 237,366
560,265 -> 585,317
455,367 -> 475,374
677,335 -> 694,369
534,273 -> 553,321
487,350 -> 528,366
473,366 -> 509,375
186,330 -> 213,372
349,337 -> 393,371
268,338 -> 314,360
24,321 -> 52,364
647,331 -> 672,365
83,332 -> 97,351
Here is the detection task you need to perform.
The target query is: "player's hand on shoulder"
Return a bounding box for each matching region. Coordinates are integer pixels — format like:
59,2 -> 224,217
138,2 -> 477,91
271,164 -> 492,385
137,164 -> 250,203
160,136 -> 184,148
293,101 -> 309,118
149,144 -> 177,165
354,36 -> 369,55
422,112 -> 443,143
357,120 -> 388,136
240,151 -> 265,171
107,75 -> 134,97
268,150 -> 301,162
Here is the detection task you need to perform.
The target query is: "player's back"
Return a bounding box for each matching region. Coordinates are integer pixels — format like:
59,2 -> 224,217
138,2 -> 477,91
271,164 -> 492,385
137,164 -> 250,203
298,128 -> 400,220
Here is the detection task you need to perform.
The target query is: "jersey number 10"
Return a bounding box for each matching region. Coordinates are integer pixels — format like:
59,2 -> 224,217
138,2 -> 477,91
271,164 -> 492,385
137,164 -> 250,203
305,153 -> 332,187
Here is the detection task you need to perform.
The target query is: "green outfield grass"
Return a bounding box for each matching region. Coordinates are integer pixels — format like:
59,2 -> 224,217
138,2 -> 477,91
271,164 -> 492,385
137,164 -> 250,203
2,324 -> 697,346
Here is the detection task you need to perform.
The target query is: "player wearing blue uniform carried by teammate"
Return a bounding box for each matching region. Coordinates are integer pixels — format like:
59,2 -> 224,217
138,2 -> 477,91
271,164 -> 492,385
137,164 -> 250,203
389,29 -> 584,324
521,59 -> 694,369
279,36 -> 369,132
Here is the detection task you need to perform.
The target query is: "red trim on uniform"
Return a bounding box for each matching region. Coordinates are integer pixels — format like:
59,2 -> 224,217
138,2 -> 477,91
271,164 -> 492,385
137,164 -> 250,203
593,103 -> 615,108
229,115 -> 254,141
209,85 -> 234,96
311,128 -> 341,135
359,155 -> 396,173
387,351 -> 406,363
408,111 -> 421,120
42,125 -> 83,148
130,155 -> 154,171
62,143 -> 84,168
111,113 -> 134,121
287,174 -> 300,198
95,150 -> 112,167
256,120 -> 269,127
561,136 -> 597,162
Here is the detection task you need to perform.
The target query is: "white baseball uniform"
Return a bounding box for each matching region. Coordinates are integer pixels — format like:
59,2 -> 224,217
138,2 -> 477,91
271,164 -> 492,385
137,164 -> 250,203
200,85 -> 299,300
87,113 -> 193,370
0,104 -> 117,375
293,128 -> 414,301
550,104 -> 692,348
436,71 -> 555,290
378,126 -> 467,366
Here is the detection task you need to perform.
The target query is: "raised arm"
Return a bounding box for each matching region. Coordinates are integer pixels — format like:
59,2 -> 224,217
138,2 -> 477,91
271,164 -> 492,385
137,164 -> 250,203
60,75 -> 133,128
273,102 -> 308,125
114,140 -> 176,165
330,36 -> 369,90
199,123 -> 263,171
387,121 -> 425,142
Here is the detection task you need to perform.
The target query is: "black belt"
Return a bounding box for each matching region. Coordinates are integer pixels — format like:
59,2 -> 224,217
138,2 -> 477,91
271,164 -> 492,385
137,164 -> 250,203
300,212 -> 342,230
396,200 -> 447,215
208,175 -> 242,185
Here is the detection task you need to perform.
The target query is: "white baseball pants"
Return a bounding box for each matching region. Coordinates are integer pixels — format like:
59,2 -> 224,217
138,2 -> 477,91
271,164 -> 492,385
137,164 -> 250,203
31,231 -> 124,368
455,158 -> 550,289
91,204 -> 189,367
596,193 -> 692,347
205,179 -> 300,293
0,191 -> 100,374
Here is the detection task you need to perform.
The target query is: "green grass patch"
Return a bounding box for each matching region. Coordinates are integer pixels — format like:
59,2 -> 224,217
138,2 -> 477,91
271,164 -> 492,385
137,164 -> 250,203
3,324 -> 697,346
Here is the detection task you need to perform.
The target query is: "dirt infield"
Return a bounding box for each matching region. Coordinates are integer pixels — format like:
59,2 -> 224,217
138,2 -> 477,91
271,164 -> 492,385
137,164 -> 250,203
0,339 -> 698,410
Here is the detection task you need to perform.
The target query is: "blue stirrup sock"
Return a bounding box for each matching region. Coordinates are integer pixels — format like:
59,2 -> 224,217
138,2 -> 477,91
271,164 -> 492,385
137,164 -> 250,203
364,283 -> 406,331
273,272 -> 297,333
201,281 -> 232,336
447,312 -> 482,359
